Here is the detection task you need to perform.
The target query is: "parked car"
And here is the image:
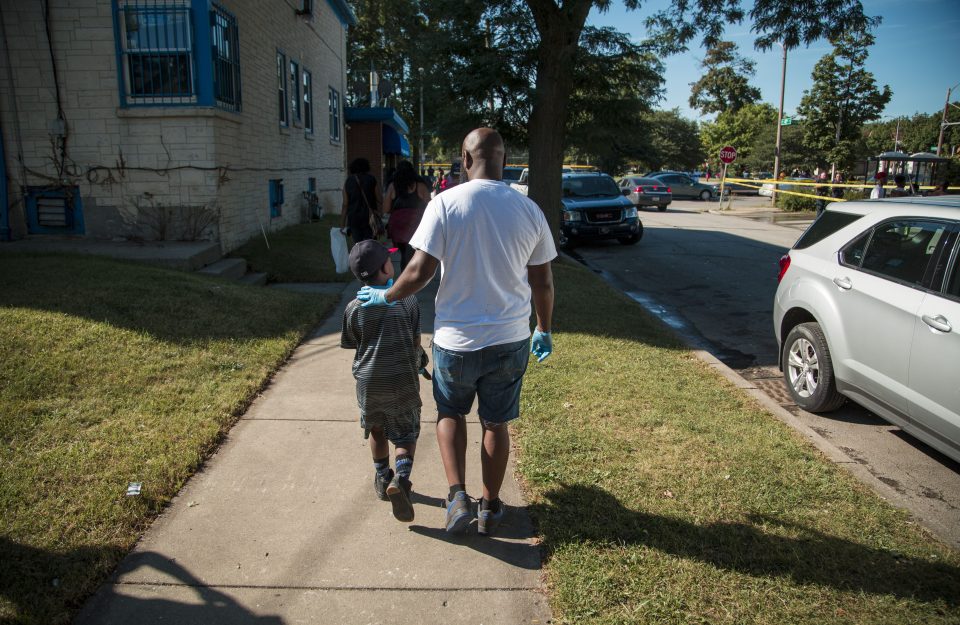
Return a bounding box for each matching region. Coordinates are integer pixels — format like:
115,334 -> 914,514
617,176 -> 672,211
502,166 -> 525,184
647,171 -> 723,200
560,172 -> 642,249
773,196 -> 960,462
510,167 -> 575,196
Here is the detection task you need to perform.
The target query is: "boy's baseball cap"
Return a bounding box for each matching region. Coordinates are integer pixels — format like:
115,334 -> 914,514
349,240 -> 397,281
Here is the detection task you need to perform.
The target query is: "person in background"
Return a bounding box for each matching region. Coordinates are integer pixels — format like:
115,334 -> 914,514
432,168 -> 444,198
831,172 -> 845,200
928,180 -> 950,196
384,160 -> 430,274
341,158 -> 382,244
870,172 -> 887,199
890,174 -> 910,197
815,172 -> 830,215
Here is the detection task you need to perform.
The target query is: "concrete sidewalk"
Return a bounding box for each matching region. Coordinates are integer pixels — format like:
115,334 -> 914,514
75,269 -> 551,624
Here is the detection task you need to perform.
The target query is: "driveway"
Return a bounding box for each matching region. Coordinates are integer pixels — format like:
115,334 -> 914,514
571,199 -> 960,548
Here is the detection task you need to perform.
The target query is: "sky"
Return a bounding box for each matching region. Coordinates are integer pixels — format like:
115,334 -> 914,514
586,0 -> 960,124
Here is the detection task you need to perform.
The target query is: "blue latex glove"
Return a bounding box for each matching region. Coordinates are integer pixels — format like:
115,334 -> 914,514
357,279 -> 396,307
530,330 -> 553,363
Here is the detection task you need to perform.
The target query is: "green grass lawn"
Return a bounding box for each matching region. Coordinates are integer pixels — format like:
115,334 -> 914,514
228,214 -> 355,282
515,261 -> 960,625
0,254 -> 337,624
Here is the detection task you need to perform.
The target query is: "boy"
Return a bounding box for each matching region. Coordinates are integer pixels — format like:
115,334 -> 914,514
341,240 -> 427,522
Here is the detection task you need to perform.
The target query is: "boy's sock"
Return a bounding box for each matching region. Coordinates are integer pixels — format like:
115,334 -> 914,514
480,497 -> 502,513
448,483 -> 466,501
395,454 -> 413,480
373,456 -> 391,480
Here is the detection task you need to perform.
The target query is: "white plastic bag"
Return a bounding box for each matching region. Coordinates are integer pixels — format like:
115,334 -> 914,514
330,227 -> 350,274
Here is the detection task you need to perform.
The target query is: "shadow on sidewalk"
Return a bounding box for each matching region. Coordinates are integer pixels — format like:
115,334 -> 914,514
408,503 -> 540,571
78,551 -> 283,625
529,484 -> 960,606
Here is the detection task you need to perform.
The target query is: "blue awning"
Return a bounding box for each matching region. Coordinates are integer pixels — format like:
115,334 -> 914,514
383,125 -> 411,157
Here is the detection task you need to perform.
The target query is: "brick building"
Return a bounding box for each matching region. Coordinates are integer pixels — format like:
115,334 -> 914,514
345,106 -> 411,189
0,0 -> 355,252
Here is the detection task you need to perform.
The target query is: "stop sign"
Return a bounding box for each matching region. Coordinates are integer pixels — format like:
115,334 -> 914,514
719,146 -> 737,164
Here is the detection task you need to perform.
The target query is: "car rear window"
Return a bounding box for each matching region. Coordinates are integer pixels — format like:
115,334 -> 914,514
562,176 -> 620,197
793,211 -> 863,249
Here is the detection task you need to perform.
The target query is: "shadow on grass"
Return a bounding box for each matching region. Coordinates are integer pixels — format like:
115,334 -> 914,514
0,253 -> 333,344
530,483 -> 960,606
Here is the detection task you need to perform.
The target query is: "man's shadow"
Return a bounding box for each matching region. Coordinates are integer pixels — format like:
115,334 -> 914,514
528,484 -> 960,606
0,538 -> 283,625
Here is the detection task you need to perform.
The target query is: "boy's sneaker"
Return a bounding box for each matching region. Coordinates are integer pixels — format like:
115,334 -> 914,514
386,475 -> 414,522
477,500 -> 505,536
374,469 -> 394,501
445,491 -> 472,534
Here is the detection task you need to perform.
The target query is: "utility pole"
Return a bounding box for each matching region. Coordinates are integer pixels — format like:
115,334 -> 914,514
418,67 -> 425,171
937,85 -> 953,157
772,42 -> 788,204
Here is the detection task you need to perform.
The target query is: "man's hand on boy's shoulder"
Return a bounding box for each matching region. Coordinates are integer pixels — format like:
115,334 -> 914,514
357,278 -> 396,308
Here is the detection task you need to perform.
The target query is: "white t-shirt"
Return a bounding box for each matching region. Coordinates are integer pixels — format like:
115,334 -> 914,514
870,185 -> 885,199
409,178 -> 557,351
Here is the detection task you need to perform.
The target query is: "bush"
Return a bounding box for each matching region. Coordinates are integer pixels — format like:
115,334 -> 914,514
776,193 -> 817,212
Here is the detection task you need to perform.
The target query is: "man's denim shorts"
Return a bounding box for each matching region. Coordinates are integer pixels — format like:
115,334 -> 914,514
432,338 -> 530,424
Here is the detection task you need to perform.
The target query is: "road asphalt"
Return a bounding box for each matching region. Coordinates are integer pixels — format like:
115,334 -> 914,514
74,268 -> 551,625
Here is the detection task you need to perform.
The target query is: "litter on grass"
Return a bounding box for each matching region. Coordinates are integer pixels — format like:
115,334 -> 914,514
126,482 -> 142,497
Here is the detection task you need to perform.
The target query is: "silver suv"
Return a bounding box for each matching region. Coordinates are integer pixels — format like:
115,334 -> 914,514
773,196 -> 960,462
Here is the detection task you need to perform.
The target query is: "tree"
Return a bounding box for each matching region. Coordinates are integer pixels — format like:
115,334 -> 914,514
564,27 -> 665,173
527,0 -> 881,242
701,103 -> 777,171
796,27 -> 891,172
639,109 -> 704,172
688,41 -> 761,115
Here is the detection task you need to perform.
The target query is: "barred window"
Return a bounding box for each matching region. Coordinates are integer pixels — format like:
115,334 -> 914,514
303,70 -> 313,133
212,5 -> 241,111
329,87 -> 341,142
277,51 -> 288,126
116,0 -> 195,104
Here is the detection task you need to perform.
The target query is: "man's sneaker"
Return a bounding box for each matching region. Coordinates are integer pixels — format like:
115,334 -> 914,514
386,475 -> 414,522
374,469 -> 394,501
477,500 -> 505,536
445,491 -> 472,533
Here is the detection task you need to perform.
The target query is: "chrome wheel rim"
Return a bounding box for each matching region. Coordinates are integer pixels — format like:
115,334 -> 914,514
786,337 -> 819,398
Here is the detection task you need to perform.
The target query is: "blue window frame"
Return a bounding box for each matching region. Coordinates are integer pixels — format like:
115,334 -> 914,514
277,51 -> 288,126
269,179 -> 284,218
115,0 -> 195,104
211,4 -> 241,111
328,87 -> 341,142
113,0 -> 241,110
303,69 -> 313,133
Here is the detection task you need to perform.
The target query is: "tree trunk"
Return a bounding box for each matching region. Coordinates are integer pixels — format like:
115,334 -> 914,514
526,0 -> 592,243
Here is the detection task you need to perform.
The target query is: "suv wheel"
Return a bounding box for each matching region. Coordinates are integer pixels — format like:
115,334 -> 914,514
782,322 -> 846,412
559,230 -> 575,251
699,189 -> 711,201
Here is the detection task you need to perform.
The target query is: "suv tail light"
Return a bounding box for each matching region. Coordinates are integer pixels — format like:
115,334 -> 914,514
777,253 -> 791,283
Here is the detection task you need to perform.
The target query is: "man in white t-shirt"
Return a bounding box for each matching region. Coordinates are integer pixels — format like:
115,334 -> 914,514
357,128 -> 556,536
